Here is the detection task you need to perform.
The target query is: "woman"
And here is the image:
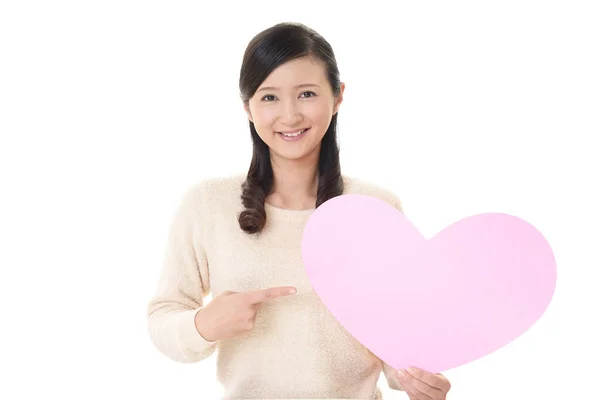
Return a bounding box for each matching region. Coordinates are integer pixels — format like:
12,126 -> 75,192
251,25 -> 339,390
147,22 -> 452,400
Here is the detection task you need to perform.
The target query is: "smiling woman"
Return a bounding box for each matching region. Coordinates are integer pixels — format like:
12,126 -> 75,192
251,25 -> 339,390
146,22 -> 452,400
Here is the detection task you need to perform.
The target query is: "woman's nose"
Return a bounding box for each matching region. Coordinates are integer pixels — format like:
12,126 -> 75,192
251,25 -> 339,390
280,101 -> 303,126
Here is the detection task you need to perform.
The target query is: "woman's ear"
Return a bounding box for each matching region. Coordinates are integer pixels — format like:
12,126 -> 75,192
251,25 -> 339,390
243,103 -> 253,123
333,82 -> 345,115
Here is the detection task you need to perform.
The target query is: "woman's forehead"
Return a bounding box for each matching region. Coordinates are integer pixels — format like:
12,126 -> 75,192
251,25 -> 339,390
259,57 -> 328,88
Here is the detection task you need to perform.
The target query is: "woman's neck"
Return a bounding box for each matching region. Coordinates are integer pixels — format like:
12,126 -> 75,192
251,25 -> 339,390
266,153 -> 319,210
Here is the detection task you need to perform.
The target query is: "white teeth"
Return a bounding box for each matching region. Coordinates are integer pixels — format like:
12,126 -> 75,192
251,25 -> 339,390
280,128 -> 307,137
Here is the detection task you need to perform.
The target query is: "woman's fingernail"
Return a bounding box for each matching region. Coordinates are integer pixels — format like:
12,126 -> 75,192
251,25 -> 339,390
398,370 -> 405,378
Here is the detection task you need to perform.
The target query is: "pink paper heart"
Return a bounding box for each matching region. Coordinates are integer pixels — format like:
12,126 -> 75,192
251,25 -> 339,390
301,194 -> 556,373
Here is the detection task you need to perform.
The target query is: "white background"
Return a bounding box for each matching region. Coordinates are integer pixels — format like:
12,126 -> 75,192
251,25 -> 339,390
1,1 -> 598,399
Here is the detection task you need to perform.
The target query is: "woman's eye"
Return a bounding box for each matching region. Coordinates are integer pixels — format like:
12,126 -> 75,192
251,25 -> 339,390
261,92 -> 315,101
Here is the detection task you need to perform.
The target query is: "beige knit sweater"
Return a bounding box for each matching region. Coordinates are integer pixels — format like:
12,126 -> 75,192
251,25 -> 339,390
147,174 -> 405,399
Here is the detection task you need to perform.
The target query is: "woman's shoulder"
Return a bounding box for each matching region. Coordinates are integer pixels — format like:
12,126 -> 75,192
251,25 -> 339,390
193,173 -> 246,195
178,173 -> 246,209
342,174 -> 403,211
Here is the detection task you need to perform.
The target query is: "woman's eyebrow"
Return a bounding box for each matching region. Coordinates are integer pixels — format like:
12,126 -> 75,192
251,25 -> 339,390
256,83 -> 321,93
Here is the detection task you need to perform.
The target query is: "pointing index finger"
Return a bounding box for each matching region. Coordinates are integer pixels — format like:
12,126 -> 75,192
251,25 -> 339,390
246,286 -> 297,304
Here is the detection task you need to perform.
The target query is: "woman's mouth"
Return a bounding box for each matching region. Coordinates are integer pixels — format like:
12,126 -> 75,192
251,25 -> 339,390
276,127 -> 310,141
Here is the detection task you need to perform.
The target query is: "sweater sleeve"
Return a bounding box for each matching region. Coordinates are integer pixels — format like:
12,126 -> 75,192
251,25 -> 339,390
146,182 -> 218,363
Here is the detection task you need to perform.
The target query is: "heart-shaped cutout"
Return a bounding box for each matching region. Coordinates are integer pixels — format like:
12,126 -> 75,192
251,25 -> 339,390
301,194 -> 556,373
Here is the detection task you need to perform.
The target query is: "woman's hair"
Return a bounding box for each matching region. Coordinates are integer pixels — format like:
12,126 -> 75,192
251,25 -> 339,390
237,22 -> 344,234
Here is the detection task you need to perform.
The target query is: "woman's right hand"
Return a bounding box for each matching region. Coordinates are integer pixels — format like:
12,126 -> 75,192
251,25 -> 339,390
194,286 -> 297,341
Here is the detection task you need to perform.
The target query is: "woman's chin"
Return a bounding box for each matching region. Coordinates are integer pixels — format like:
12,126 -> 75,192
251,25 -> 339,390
270,144 -> 322,163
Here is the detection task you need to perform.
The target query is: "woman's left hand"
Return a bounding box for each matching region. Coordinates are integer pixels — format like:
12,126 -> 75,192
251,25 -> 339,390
397,367 -> 451,399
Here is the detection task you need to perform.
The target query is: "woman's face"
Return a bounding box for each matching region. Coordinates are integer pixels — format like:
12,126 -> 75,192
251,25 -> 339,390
245,56 -> 344,163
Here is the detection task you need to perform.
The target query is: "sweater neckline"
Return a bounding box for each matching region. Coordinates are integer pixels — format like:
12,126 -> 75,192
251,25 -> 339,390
264,202 -> 315,223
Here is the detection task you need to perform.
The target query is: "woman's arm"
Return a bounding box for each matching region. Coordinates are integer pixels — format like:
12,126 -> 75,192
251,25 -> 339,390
147,182 -> 218,363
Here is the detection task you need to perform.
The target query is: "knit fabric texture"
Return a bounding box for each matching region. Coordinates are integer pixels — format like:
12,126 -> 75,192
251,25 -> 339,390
147,174 -> 405,399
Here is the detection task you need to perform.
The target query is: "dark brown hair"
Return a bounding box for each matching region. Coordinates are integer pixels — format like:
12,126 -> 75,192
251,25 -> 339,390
237,22 -> 344,234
